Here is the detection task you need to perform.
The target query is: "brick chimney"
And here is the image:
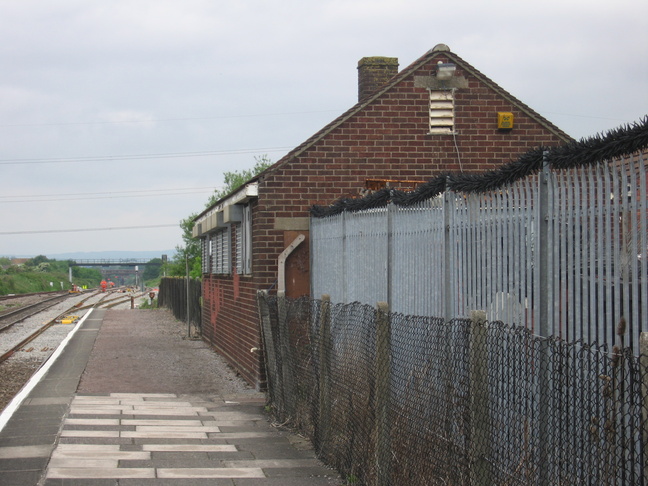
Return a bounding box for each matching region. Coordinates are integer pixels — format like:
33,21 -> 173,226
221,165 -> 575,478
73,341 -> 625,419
357,56 -> 398,102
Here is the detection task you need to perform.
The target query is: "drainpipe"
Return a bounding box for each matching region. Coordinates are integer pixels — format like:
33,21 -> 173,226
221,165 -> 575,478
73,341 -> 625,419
277,234 -> 306,294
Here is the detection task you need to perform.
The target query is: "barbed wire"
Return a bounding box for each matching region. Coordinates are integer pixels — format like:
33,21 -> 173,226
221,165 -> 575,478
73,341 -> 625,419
311,116 -> 648,218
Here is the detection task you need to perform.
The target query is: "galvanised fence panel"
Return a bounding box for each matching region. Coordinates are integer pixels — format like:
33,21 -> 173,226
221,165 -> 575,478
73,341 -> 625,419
390,198 -> 445,318
345,208 -> 388,305
449,177 -> 537,328
311,151 -> 647,355
310,212 -> 345,303
311,208 -> 389,305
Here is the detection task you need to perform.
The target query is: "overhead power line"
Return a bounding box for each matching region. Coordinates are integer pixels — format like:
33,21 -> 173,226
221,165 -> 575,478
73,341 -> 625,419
0,147 -> 291,165
0,109 -> 342,128
0,186 -> 218,199
0,186 -> 217,203
0,224 -> 178,236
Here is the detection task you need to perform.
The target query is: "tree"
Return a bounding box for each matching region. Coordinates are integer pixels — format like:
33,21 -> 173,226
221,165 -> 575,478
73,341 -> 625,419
168,155 -> 273,278
205,155 -> 273,207
167,212 -> 202,278
26,255 -> 49,267
36,262 -> 51,272
142,258 -> 163,282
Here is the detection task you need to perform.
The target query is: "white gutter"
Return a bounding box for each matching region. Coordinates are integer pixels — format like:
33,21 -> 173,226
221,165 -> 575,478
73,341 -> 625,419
195,182 -> 258,233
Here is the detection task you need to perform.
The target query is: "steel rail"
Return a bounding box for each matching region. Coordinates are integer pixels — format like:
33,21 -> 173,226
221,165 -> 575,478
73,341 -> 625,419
0,291 -> 107,364
0,294 -> 72,332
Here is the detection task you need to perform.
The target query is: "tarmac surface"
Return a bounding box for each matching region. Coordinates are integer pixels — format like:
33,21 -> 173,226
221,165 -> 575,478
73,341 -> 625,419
0,308 -> 342,485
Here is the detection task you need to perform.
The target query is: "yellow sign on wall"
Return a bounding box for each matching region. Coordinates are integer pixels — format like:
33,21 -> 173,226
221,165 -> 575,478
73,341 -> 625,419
497,112 -> 514,130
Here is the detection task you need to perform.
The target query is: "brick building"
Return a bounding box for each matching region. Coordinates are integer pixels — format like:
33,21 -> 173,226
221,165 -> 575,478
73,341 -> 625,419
193,44 -> 572,388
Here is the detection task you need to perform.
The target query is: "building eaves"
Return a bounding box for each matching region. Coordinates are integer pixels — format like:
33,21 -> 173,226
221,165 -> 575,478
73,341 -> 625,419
261,44 -> 573,176
196,44 -> 573,221
194,182 -> 259,222
444,51 -> 573,143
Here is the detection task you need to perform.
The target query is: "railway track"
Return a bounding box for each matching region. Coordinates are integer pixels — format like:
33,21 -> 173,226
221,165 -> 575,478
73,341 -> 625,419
0,291 -> 98,364
0,292 -> 73,332
0,289 -> 146,365
0,288 -> 151,412
0,289 -> 69,303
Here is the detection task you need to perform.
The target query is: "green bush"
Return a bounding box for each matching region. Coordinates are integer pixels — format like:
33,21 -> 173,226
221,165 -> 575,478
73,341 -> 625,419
0,257 -> 102,295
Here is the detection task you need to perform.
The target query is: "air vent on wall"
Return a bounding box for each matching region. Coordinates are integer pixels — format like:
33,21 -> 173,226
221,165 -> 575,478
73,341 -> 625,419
428,90 -> 454,134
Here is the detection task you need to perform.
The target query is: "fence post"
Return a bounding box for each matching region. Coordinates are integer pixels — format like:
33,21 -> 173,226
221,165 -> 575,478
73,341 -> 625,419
186,256 -> 191,338
387,203 -> 394,309
443,181 -> 455,450
277,290 -> 295,421
257,290 -> 282,414
537,153 -> 552,486
318,295 -> 332,451
443,180 -> 454,324
641,332 -> 648,482
341,212 -> 348,304
469,310 -> 491,486
375,301 -> 391,486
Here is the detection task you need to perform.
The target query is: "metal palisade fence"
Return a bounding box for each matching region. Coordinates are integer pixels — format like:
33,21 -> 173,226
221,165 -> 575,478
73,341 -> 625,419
256,119 -> 648,485
311,120 -> 648,355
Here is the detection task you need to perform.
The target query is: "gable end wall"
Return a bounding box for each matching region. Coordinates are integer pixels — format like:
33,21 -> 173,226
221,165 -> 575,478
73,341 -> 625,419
201,54 -> 569,389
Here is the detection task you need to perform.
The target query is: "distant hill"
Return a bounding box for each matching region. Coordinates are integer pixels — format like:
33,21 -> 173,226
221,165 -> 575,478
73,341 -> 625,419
42,250 -> 176,261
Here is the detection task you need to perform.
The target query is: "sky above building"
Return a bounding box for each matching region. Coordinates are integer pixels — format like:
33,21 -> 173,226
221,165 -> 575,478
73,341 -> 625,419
1,0 -> 646,258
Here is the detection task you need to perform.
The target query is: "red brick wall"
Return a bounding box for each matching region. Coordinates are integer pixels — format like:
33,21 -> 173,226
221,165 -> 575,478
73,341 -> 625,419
201,54 -> 569,388
200,219 -> 264,388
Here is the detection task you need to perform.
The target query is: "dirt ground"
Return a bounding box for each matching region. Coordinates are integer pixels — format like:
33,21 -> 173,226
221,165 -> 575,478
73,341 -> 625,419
78,308 -> 257,397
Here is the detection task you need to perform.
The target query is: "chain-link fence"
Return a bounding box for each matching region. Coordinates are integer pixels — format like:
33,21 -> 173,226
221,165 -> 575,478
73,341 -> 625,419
158,277 -> 202,334
258,291 -> 647,486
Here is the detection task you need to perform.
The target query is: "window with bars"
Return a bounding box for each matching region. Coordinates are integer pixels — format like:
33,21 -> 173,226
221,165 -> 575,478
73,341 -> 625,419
210,227 -> 231,275
235,224 -> 242,275
428,89 -> 455,134
236,204 -> 252,275
201,237 -> 211,274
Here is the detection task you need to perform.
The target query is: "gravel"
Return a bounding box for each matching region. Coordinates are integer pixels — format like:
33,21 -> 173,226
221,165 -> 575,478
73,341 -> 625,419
0,294 -> 48,313
0,291 -> 111,413
1,291 -> 104,359
0,360 -> 41,413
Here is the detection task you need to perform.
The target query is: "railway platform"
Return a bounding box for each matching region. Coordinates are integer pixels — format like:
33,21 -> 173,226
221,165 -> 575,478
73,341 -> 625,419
0,308 -> 341,485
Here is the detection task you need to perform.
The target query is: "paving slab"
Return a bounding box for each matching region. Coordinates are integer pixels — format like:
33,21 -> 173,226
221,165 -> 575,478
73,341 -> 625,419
0,308 -> 343,485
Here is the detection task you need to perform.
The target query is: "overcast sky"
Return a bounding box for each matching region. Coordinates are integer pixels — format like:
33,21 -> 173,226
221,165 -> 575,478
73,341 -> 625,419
1,0 -> 646,258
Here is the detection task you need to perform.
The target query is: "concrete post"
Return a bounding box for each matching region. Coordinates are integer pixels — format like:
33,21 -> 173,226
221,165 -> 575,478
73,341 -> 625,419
257,290 -> 280,411
318,295 -> 332,451
277,290 -> 295,420
469,310 -> 491,486
640,332 -> 648,482
375,301 -> 392,486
